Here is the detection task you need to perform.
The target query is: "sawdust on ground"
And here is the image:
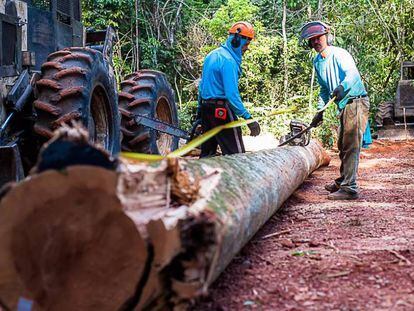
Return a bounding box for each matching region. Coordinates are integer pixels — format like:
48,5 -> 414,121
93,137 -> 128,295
194,140 -> 414,310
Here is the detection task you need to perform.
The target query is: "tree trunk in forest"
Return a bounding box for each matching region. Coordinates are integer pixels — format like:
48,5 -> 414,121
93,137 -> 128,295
282,0 -> 288,101
0,133 -> 330,310
309,67 -> 316,109
135,0 -> 140,71
318,0 -> 323,18
309,0 -> 322,109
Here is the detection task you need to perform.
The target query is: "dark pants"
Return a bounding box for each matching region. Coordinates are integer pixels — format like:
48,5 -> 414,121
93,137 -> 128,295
335,97 -> 370,194
199,100 -> 245,158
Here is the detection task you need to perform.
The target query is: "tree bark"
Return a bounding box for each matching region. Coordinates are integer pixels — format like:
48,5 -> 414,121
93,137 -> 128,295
282,0 -> 289,101
318,0 -> 323,18
135,0 -> 140,71
0,137 -> 330,310
309,0 -> 322,109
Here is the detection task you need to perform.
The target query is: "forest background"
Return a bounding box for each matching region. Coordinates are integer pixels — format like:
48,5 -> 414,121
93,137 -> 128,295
82,0 -> 414,146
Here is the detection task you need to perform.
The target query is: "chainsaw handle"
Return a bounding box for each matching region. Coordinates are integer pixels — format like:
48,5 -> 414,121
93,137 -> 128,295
278,125 -> 313,147
189,119 -> 202,142
278,97 -> 336,147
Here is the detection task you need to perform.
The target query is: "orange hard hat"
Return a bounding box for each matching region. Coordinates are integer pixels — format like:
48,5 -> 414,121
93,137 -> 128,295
229,21 -> 255,40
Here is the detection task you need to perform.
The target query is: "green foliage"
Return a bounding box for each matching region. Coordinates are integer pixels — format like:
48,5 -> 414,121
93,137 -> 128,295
202,0 -> 260,41
314,104 -> 339,148
82,0 -> 134,29
178,101 -> 198,132
82,0 -> 414,147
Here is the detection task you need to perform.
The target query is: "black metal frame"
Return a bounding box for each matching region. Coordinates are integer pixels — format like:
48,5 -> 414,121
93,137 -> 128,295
86,27 -> 117,63
28,0 -> 81,21
26,0 -> 83,70
0,0 -> 83,75
395,61 -> 414,118
0,10 -> 22,77
401,62 -> 414,81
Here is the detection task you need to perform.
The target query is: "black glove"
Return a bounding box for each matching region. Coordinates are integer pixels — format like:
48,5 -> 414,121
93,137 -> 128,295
310,111 -> 324,128
247,120 -> 261,136
332,85 -> 345,103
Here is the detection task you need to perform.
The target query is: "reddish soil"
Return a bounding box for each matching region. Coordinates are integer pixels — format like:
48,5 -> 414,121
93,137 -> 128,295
194,140 -> 414,310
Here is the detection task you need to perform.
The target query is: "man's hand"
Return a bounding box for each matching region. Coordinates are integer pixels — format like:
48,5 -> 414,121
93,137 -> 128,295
310,111 -> 324,128
247,120 -> 261,136
332,85 -> 345,102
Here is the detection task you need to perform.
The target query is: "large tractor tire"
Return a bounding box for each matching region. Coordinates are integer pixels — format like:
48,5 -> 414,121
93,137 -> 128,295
33,47 -> 121,155
375,101 -> 395,127
119,70 -> 179,155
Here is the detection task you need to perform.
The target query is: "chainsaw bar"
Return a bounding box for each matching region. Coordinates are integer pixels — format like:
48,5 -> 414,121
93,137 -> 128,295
134,113 -> 190,140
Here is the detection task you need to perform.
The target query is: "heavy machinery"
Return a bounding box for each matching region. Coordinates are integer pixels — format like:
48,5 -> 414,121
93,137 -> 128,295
0,0 -> 179,187
375,61 -> 414,139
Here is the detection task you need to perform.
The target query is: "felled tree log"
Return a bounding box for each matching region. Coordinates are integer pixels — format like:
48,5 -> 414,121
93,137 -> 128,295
0,167 -> 151,311
0,133 -> 329,310
0,128 -> 147,311
164,141 -> 330,305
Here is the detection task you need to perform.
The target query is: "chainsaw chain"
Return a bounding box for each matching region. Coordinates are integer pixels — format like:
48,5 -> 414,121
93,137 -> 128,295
134,113 -> 183,131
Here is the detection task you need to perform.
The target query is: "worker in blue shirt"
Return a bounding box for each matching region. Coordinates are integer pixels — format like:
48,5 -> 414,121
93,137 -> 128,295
198,21 -> 260,158
301,21 -> 370,200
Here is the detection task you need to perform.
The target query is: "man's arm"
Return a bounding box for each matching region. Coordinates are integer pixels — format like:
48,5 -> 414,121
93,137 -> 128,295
315,70 -> 330,109
221,60 -> 251,119
337,50 -> 361,92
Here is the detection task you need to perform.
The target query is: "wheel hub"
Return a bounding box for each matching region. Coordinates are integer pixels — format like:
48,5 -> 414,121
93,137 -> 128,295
155,97 -> 174,156
90,85 -> 111,149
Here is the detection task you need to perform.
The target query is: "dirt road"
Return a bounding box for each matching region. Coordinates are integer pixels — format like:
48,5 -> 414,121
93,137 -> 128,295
195,140 -> 414,310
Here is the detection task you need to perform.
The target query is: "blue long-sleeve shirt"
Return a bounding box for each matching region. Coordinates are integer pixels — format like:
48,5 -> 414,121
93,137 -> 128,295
314,46 -> 367,110
198,36 -> 251,119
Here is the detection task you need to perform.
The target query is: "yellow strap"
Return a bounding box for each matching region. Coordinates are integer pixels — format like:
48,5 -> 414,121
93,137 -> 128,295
317,97 -> 336,113
121,106 -> 297,162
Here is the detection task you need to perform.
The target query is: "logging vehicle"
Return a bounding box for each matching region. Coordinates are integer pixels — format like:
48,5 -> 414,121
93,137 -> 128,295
0,0 -> 180,188
375,61 -> 414,139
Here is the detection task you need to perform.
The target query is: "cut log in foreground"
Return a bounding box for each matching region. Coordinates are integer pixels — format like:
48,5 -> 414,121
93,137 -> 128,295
0,132 -> 330,310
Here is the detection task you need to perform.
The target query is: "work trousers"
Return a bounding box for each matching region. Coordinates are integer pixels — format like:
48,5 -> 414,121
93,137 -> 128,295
199,100 -> 245,158
335,97 -> 370,194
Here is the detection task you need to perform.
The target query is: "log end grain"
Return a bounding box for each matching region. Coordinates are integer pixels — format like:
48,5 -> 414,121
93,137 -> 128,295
0,167 -> 147,311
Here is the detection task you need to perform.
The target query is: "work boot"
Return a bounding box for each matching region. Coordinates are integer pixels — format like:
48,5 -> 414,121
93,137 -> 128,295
324,182 -> 339,193
327,189 -> 359,200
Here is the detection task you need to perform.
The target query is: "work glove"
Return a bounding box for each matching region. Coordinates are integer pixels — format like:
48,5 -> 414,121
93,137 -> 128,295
310,111 -> 324,128
331,85 -> 345,103
247,120 -> 261,136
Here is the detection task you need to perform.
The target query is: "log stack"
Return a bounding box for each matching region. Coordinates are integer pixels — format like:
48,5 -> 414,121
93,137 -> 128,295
0,131 -> 330,310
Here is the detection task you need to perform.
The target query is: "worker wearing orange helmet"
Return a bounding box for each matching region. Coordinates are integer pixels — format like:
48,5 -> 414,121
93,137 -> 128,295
198,21 -> 260,157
